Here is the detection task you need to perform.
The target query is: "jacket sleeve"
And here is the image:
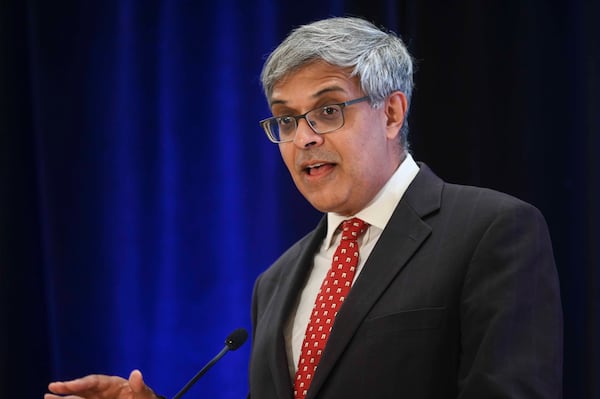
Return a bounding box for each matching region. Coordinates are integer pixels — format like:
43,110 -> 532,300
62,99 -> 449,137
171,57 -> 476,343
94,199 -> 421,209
457,201 -> 563,398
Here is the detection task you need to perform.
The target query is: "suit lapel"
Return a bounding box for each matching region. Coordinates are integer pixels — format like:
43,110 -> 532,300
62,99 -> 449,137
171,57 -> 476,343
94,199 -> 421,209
266,217 -> 329,399
305,164 -> 443,399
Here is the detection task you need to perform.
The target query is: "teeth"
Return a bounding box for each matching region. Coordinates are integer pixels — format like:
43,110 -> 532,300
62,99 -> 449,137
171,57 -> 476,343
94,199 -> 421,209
308,163 -> 325,169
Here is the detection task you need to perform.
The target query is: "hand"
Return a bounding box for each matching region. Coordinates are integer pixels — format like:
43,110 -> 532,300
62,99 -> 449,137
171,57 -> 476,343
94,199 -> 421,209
45,369 -> 159,399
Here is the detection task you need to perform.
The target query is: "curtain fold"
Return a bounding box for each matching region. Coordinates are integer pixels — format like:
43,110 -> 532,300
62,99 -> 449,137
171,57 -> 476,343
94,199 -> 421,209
1,1 -> 598,398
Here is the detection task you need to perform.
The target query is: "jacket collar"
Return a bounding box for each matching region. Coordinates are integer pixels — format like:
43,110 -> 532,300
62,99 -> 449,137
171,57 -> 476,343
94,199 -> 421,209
268,163 -> 443,399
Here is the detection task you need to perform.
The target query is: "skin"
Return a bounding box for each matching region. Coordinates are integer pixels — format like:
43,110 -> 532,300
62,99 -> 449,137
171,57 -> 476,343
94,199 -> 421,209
43,60 -> 409,399
45,370 -> 158,399
270,61 -> 408,216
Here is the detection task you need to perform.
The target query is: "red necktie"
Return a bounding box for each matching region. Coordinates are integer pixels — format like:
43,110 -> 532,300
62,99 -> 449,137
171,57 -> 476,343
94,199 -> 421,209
293,218 -> 368,399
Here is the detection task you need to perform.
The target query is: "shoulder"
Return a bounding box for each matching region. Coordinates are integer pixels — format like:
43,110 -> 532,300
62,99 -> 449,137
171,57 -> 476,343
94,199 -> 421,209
444,182 -> 539,213
401,163 -> 552,251
411,162 -> 545,220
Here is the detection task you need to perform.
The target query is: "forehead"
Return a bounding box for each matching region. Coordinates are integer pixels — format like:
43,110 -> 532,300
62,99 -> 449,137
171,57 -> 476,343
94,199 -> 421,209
270,61 -> 360,105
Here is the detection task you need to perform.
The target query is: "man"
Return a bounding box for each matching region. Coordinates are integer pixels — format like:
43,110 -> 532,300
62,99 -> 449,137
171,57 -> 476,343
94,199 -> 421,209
46,16 -> 563,399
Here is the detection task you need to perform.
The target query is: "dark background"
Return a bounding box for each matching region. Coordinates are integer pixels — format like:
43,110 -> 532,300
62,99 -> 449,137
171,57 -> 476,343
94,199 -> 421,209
1,1 -> 598,398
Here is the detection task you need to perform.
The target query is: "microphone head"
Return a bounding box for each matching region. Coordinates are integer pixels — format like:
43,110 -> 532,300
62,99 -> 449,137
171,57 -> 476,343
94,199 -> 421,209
225,328 -> 248,351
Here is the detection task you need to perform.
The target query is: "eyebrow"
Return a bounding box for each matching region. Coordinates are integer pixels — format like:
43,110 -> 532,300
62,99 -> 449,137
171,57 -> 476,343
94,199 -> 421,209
270,86 -> 348,107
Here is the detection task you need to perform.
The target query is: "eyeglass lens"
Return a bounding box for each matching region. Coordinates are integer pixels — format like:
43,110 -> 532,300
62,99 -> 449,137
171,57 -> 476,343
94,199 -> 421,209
274,104 -> 344,142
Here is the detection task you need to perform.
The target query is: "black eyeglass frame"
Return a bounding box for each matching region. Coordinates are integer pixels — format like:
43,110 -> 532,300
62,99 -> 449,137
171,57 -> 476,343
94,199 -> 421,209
259,96 -> 371,143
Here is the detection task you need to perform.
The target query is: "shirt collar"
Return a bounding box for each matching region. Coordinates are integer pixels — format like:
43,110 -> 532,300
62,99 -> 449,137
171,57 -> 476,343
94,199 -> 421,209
323,153 -> 420,249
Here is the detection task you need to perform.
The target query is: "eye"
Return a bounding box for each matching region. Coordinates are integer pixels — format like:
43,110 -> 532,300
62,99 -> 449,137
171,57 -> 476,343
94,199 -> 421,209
319,105 -> 340,119
277,116 -> 294,126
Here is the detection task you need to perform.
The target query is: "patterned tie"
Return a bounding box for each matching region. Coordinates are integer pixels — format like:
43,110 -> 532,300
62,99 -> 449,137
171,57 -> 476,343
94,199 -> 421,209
293,218 -> 369,399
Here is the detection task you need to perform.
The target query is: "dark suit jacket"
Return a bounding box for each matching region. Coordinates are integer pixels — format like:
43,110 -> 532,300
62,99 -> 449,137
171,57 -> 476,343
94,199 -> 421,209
249,164 -> 563,399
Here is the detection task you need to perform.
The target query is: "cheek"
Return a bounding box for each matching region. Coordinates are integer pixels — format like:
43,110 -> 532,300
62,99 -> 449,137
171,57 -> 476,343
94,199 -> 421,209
342,138 -> 387,181
279,146 -> 296,174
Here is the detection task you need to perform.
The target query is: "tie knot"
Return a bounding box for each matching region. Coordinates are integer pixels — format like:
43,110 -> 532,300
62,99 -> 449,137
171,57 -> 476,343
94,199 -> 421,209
340,218 -> 368,241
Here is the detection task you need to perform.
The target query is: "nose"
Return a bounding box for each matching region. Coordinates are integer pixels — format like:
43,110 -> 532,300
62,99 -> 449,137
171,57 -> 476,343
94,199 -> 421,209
293,117 -> 324,149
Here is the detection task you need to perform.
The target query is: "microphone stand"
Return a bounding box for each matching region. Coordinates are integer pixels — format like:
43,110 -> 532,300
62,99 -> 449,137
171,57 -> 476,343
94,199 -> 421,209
172,345 -> 231,399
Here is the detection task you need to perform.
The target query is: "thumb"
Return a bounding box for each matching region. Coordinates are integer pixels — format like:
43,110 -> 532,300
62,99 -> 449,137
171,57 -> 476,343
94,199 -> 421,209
128,369 -> 150,394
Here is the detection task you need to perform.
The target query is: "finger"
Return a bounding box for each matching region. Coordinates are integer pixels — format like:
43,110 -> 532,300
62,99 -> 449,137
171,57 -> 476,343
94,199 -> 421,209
49,374 -> 129,396
129,369 -> 145,393
45,395 -> 84,399
129,369 -> 157,398
48,375 -> 100,393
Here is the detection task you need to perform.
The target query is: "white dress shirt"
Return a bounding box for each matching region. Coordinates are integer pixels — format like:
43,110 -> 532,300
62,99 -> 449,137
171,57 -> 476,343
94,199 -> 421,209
284,153 -> 420,378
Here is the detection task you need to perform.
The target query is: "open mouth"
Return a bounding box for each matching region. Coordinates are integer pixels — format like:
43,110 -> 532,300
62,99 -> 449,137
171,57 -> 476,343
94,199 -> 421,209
305,162 -> 334,176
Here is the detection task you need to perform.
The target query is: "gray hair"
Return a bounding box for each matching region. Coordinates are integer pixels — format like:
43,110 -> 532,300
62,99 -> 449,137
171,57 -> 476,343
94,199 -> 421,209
260,17 -> 414,146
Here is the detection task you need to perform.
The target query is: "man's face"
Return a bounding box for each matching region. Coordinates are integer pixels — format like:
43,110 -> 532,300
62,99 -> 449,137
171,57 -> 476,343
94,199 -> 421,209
269,61 -> 406,216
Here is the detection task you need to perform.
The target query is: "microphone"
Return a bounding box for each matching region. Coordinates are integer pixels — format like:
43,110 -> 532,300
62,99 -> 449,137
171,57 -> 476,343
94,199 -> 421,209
171,328 -> 248,399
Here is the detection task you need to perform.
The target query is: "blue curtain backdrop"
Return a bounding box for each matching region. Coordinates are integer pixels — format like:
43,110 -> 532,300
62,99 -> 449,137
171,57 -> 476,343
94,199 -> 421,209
1,1 -> 598,398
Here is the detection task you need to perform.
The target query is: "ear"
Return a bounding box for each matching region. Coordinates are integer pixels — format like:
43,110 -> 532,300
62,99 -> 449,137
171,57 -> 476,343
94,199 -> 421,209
384,91 -> 408,140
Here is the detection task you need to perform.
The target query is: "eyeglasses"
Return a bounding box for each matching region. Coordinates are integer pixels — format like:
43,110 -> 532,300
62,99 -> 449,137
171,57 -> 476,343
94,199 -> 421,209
259,96 -> 371,143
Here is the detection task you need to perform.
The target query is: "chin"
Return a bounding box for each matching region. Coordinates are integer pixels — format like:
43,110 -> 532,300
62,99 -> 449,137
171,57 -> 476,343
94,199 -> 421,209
308,200 -> 347,215
302,189 -> 347,214
305,198 -> 334,213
